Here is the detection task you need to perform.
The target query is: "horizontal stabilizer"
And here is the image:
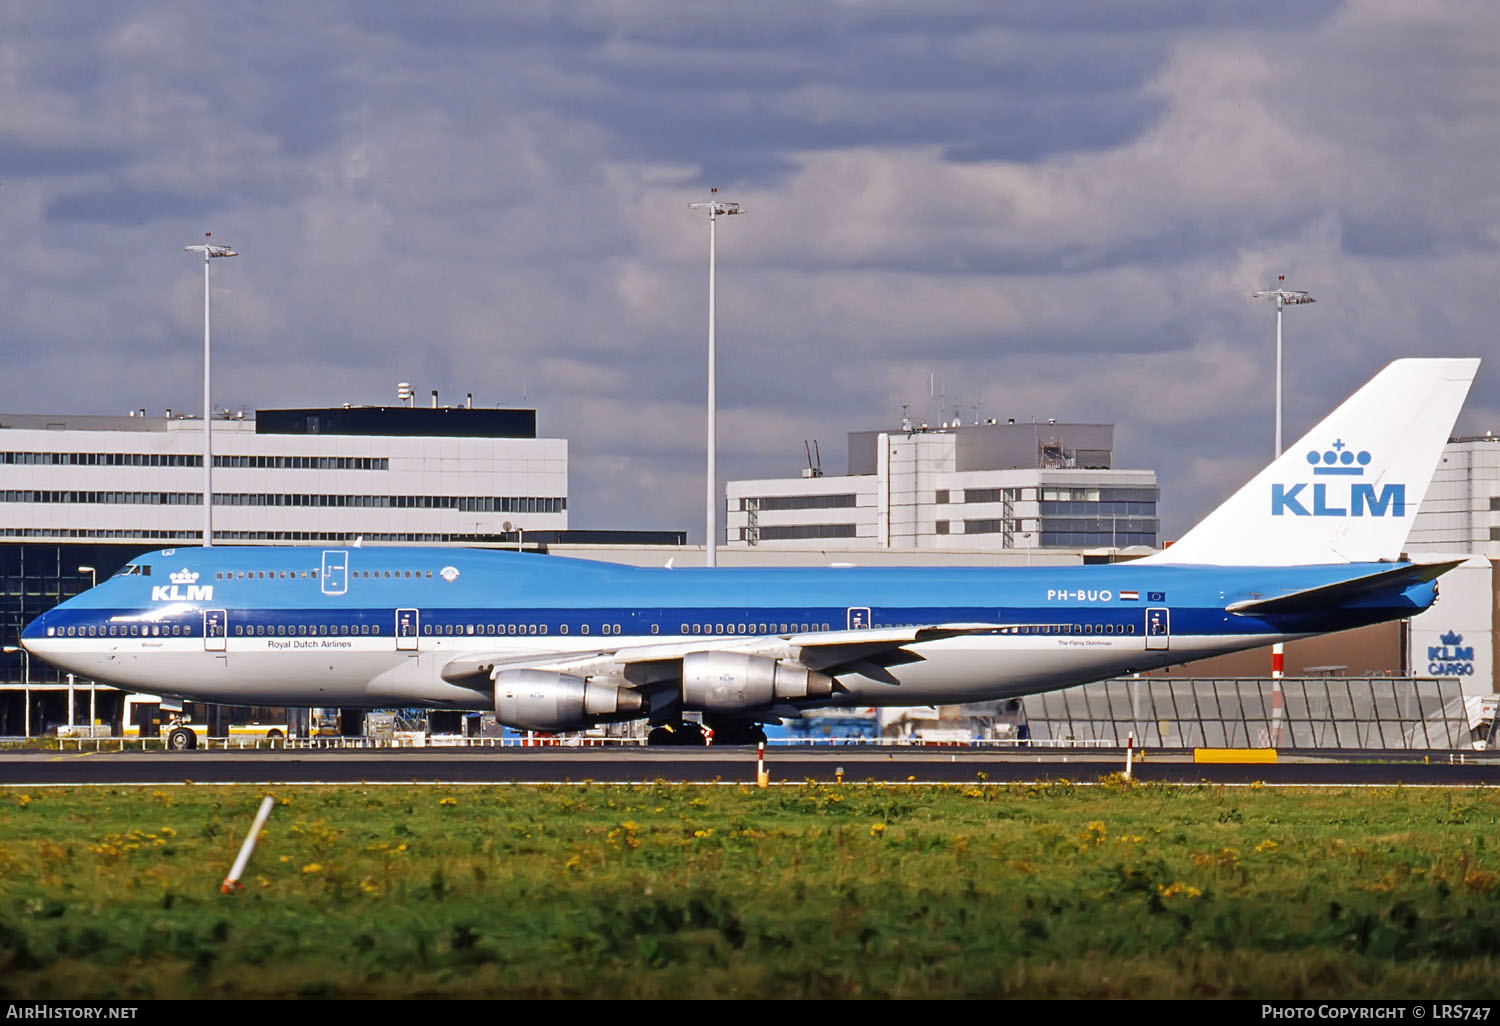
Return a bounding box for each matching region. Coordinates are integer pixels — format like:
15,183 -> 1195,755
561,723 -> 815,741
1226,560 -> 1461,615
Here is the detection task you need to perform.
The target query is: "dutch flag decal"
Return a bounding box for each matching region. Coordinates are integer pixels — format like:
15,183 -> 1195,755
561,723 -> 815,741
1119,590 -> 1139,601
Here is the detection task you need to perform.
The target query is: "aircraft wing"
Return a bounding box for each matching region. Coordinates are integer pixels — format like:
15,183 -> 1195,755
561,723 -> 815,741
1225,560 -> 1462,615
439,623 -> 1007,687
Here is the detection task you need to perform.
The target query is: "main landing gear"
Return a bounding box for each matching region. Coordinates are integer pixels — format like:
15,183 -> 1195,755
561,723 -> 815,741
646,720 -> 768,747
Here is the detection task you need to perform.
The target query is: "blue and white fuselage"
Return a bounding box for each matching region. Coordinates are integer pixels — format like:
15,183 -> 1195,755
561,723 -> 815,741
18,547 -> 1445,709
17,358 -> 1483,732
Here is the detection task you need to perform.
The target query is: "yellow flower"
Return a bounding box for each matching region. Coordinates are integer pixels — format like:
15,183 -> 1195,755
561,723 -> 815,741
439,797 -> 458,806
302,863 -> 323,874
1159,882 -> 1203,899
869,823 -> 887,837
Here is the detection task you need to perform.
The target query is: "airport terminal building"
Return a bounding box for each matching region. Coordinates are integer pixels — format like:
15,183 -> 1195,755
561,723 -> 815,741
0,404 -> 567,544
726,420 -> 1159,551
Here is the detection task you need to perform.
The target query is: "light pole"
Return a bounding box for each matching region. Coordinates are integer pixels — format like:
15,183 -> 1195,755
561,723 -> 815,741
185,234 -> 238,547
1252,276 -> 1315,744
78,566 -> 98,731
3,645 -> 30,738
688,189 -> 745,567
1252,276 -> 1315,459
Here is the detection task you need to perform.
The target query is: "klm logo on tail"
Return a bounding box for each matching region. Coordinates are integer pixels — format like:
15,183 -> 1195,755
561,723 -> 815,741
1271,440 -> 1406,518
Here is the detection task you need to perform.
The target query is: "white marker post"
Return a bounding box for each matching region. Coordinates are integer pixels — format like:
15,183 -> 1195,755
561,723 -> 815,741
221,795 -> 275,894
1125,731 -> 1135,781
756,741 -> 769,789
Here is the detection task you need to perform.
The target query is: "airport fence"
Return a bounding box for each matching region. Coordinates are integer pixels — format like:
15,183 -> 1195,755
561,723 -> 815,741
1020,676 -> 1489,750
7,676 -> 1491,752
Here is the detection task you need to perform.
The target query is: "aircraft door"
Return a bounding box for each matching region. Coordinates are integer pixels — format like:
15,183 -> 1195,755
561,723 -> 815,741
846,607 -> 872,630
1145,607 -> 1170,651
204,609 -> 227,652
321,550 -> 349,595
395,608 -> 419,651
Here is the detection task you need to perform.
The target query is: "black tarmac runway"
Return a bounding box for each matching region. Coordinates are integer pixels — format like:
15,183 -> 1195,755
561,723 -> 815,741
2,746 -> 1497,787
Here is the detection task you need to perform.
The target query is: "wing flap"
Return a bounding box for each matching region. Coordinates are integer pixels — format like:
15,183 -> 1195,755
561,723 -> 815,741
438,623 -> 1008,685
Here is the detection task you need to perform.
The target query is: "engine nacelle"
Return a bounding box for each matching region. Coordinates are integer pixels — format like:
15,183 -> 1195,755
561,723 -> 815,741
681,652 -> 834,713
495,669 -> 643,731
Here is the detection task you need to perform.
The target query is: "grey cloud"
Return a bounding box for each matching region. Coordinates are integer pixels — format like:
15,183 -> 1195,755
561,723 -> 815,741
44,186 -> 217,225
1,1 -> 1496,542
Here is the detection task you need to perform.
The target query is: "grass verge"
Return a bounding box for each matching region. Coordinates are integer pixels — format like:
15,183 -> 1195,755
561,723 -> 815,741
1,780 -> 1497,998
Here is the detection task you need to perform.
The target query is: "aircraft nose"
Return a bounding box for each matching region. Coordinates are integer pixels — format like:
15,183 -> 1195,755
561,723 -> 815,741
20,610 -> 52,652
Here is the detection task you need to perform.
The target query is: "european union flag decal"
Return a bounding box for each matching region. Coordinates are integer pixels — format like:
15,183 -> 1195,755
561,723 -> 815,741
1147,591 -> 1166,603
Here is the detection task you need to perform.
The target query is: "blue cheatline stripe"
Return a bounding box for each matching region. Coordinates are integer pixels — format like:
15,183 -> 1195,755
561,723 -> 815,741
37,602 -> 1411,642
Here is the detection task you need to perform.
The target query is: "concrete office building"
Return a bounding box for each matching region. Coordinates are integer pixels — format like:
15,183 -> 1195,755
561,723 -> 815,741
0,403 -> 567,544
726,420 -> 1159,552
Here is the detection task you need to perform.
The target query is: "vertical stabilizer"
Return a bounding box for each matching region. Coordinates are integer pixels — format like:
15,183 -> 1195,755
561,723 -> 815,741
1151,358 -> 1479,566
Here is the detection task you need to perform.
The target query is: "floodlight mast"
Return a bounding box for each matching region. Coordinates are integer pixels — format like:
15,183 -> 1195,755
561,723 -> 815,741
1252,276 -> 1315,743
688,189 -> 745,567
184,234 -> 238,547
1252,277 -> 1315,459
3,644 -> 29,737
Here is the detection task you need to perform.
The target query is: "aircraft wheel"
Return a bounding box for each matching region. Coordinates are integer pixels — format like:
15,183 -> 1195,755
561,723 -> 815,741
674,722 -> 707,746
702,721 -> 766,746
266,729 -> 284,739
166,727 -> 197,751
647,723 -> 708,746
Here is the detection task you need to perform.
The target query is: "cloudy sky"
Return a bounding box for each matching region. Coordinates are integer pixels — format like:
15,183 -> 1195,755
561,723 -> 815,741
3,1 -> 1497,542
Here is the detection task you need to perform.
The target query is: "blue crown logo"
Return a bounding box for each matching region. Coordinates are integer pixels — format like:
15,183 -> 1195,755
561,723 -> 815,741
1305,438 -> 1371,476
1440,630 -> 1463,646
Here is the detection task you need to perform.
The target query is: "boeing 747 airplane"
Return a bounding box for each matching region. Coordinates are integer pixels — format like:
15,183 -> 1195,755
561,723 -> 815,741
20,358 -> 1480,747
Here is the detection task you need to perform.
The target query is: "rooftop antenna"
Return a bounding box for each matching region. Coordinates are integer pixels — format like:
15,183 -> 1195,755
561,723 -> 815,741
930,373 -> 945,431
900,404 -> 912,433
971,389 -> 985,426
803,440 -> 824,479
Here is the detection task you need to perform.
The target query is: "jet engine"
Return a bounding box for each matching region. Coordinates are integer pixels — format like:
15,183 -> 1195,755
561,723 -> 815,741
681,652 -> 833,713
495,669 -> 643,731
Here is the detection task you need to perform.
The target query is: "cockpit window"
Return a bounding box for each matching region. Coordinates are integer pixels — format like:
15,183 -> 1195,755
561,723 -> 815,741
114,564 -> 152,577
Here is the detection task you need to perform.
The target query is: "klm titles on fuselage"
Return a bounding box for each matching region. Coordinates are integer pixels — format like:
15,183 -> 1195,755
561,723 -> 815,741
1271,442 -> 1405,518
151,569 -> 214,603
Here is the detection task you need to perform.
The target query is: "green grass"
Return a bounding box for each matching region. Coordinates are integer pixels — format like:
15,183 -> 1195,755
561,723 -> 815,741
0,780 -> 1497,998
